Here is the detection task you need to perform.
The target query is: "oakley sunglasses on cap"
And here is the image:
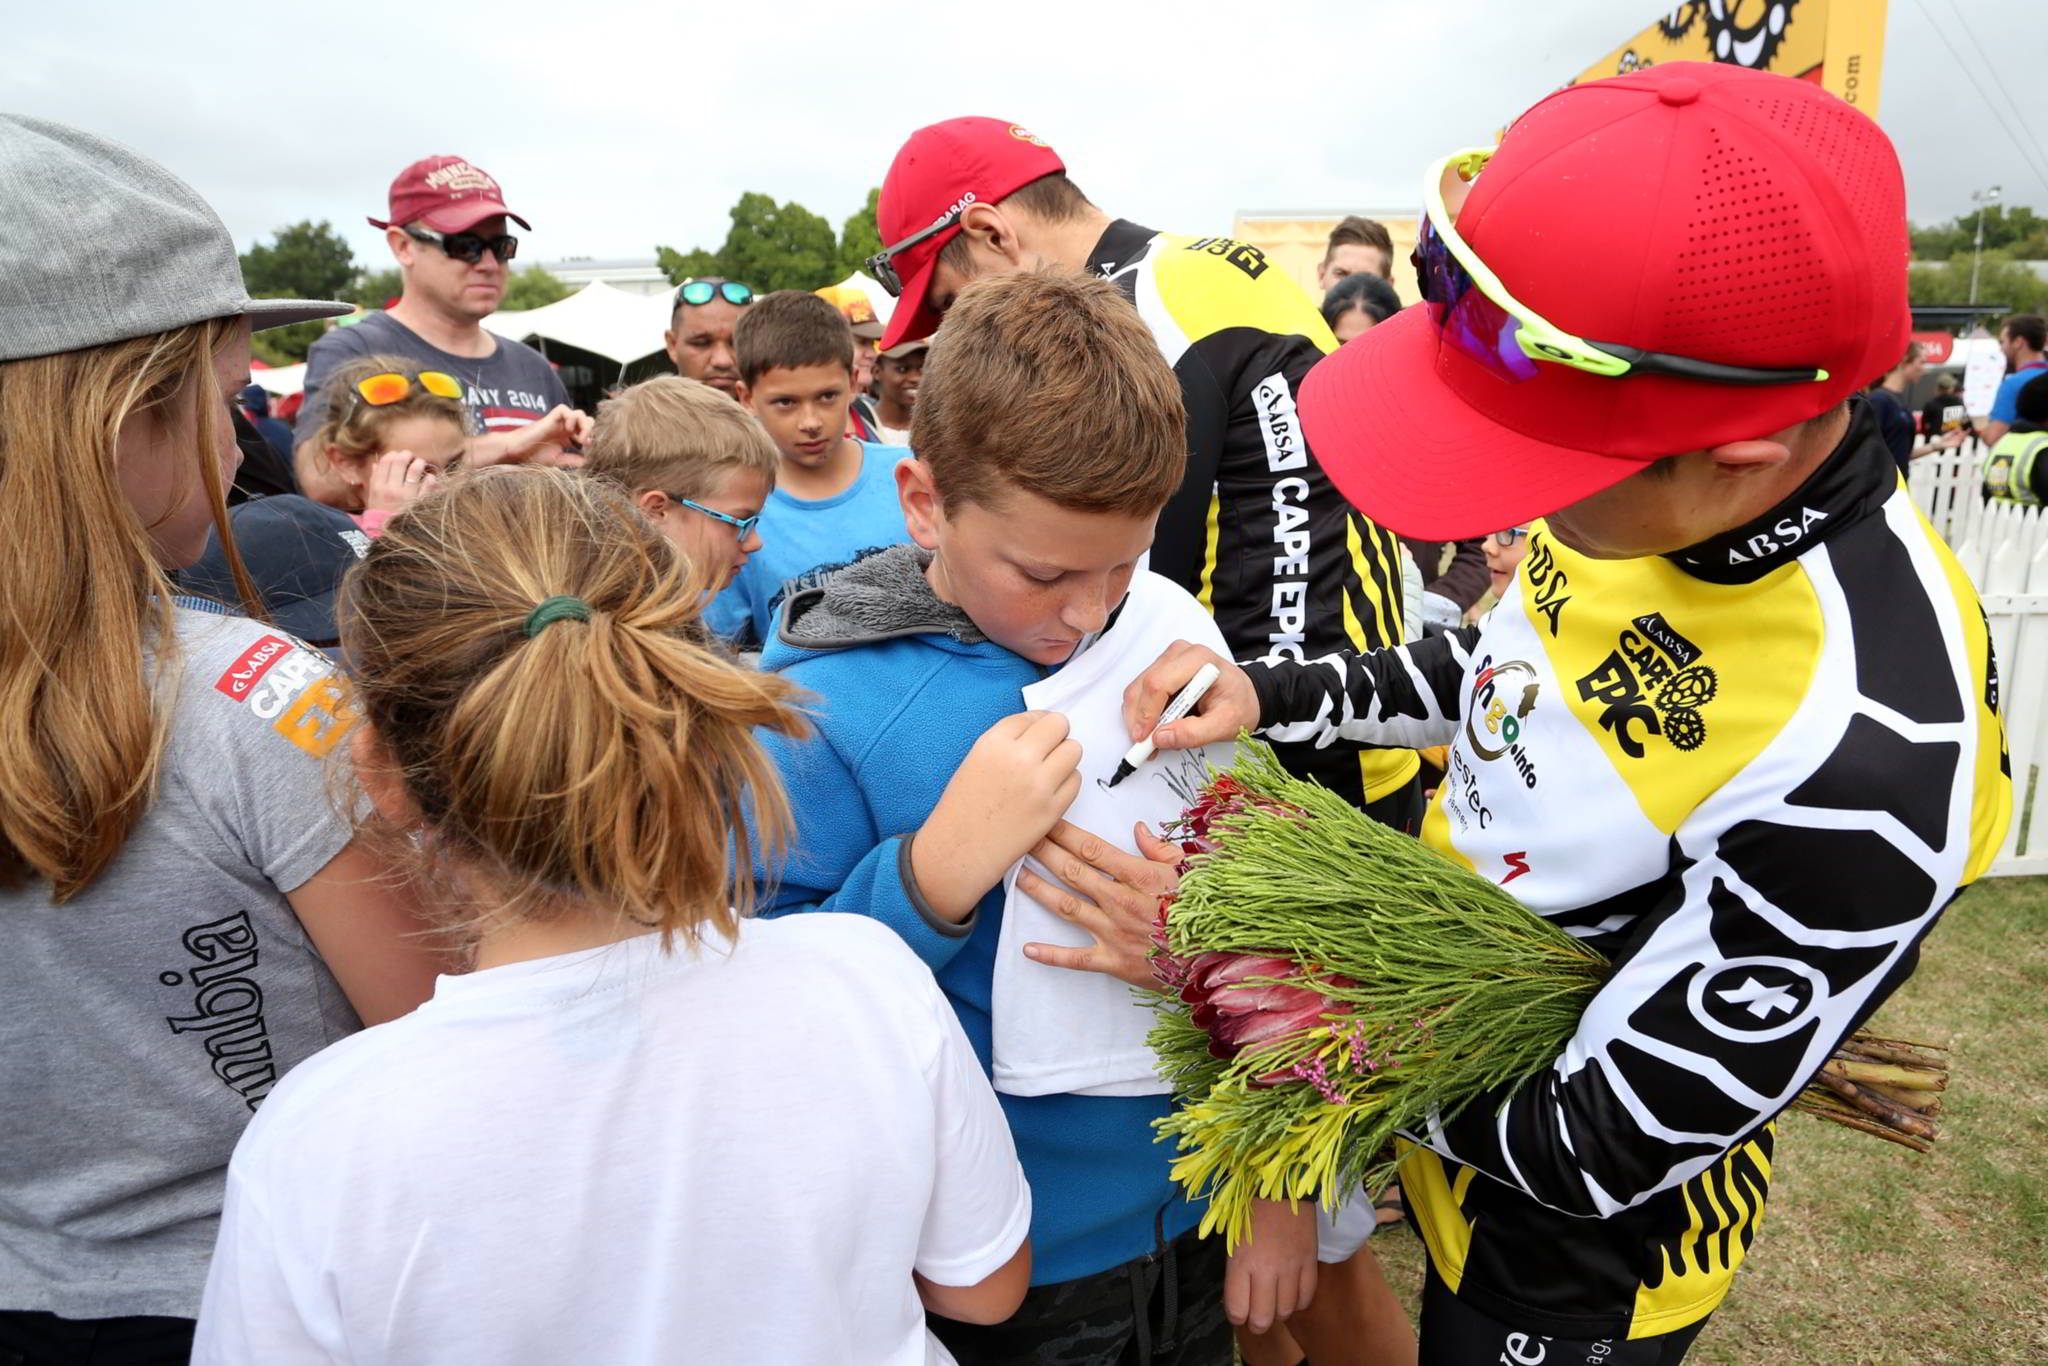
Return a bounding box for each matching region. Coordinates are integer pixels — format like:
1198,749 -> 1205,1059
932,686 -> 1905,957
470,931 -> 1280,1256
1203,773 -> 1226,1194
675,279 -> 754,308
1417,147 -> 1829,387
352,370 -> 464,407
865,197 -> 973,298
668,494 -> 760,540
402,223 -> 519,265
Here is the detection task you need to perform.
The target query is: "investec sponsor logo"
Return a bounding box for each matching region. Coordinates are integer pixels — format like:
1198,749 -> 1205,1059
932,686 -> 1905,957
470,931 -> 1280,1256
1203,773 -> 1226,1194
1258,372 -> 1313,659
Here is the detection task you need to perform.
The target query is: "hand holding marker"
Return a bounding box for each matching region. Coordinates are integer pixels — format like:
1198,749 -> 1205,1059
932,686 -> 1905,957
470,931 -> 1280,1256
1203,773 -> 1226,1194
1104,664 -> 1221,789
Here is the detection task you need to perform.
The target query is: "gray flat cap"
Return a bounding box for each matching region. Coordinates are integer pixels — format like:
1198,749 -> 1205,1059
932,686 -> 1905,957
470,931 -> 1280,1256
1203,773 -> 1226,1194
0,114 -> 352,362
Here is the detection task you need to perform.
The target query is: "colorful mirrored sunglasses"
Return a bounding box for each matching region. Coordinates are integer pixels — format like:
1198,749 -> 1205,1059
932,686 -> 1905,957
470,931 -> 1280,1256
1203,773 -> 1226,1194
1416,146 -> 1830,387
352,371 -> 464,407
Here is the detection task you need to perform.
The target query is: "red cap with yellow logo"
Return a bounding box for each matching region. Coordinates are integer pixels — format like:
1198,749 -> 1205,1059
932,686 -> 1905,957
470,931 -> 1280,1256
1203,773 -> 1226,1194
872,118 -> 1064,351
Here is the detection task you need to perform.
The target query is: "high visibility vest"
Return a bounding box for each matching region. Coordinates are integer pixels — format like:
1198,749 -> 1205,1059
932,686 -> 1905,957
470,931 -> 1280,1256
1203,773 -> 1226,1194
1983,430 -> 2047,507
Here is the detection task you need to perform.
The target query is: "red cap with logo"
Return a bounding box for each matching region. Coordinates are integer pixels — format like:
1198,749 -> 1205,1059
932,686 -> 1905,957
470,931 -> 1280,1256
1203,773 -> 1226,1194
874,118 -> 1064,351
366,155 -> 531,234
1301,62 -> 1908,541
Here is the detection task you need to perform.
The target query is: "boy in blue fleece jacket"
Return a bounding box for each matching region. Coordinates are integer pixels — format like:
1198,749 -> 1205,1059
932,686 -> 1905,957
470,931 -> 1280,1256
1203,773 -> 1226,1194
756,271 -> 1315,1363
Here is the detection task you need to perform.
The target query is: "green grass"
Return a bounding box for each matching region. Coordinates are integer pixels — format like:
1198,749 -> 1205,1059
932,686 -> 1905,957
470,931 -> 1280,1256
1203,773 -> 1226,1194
1367,875 -> 2048,1363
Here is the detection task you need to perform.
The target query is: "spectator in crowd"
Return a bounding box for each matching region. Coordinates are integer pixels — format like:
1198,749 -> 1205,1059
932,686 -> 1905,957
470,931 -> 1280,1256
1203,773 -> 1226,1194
1982,371 -> 2048,506
702,291 -> 912,648
174,494 -> 370,657
1317,215 -> 1395,289
0,114 -> 442,1365
1401,534 -> 1489,632
583,376 -> 777,593
238,382 -> 294,463
194,468 -> 1032,1364
664,277 -> 754,398
816,285 -> 886,439
756,271 -> 1313,1366
874,338 -> 928,446
1321,272 -> 1403,344
1919,369 -> 1972,446
299,355 -> 468,535
1471,523 -> 1533,621
295,156 -> 584,496
1866,341 -> 1963,473
1983,312 -> 2047,444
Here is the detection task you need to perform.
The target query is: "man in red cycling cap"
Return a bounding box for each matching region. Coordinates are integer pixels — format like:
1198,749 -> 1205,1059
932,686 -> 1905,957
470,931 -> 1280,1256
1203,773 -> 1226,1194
1123,62 -> 2011,1363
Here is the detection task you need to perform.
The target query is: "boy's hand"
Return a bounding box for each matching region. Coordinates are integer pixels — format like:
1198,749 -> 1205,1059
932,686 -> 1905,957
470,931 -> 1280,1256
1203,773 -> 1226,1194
912,712 -> 1082,922
363,450 -> 438,517
468,405 -> 591,469
1019,820 -> 1181,989
1225,1198 -> 1319,1334
1122,641 -> 1259,751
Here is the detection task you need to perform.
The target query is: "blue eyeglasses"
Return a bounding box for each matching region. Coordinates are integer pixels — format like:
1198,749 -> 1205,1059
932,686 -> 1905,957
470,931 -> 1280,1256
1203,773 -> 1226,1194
670,495 -> 761,540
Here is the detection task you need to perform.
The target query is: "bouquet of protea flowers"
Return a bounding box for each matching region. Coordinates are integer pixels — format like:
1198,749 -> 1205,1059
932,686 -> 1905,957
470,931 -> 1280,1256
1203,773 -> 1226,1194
1148,742 -> 1949,1249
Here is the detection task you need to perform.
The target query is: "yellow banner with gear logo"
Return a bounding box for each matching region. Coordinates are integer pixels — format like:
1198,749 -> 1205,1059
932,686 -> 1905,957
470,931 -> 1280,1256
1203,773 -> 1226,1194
1573,0 -> 1887,117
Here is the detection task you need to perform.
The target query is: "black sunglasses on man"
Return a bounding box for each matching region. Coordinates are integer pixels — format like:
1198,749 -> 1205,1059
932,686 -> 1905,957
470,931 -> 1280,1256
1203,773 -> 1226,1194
403,223 -> 519,265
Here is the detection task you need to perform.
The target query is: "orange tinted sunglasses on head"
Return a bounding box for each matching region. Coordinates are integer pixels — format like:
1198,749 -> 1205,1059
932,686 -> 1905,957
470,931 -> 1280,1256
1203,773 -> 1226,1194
352,371 -> 464,407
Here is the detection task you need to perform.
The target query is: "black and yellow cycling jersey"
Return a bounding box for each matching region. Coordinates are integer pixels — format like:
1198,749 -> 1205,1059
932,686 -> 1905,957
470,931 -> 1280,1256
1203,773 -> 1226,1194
1243,400 -> 2011,1342
1085,220 -> 1417,809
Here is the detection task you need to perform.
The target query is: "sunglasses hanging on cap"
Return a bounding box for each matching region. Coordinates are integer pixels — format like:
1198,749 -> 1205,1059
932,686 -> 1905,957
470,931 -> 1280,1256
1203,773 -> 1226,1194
1417,147 -> 1829,388
865,201 -> 972,298
352,370 -> 465,408
402,224 -> 519,265
674,279 -> 754,308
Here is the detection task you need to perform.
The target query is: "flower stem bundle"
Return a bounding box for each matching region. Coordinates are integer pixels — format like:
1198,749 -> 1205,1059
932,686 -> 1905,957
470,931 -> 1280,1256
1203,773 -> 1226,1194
1149,741 -> 1949,1249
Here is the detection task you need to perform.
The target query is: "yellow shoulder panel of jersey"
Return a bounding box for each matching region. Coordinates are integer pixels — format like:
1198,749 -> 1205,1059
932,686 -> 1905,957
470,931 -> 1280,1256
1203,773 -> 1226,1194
1150,234 -> 1339,356
1916,506 -> 2014,882
1529,533 -> 1825,834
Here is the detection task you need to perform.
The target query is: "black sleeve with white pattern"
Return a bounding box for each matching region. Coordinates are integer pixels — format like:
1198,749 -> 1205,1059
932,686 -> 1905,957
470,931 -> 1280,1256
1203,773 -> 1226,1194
1243,627 -> 1478,752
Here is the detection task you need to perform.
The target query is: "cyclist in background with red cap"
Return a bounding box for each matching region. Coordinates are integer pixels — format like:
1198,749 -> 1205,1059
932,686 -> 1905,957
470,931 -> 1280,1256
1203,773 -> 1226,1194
868,117 -> 1421,1366
1118,63 -> 2011,1363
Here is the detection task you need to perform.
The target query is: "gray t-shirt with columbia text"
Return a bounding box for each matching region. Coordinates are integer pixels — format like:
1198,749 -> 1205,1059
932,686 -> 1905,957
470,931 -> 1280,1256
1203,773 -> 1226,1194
295,310 -> 570,443
0,608 -> 363,1321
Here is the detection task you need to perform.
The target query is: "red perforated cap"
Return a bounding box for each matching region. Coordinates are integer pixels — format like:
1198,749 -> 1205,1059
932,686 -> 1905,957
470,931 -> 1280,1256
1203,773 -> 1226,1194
1301,62 -> 1908,540
874,118 -> 1065,351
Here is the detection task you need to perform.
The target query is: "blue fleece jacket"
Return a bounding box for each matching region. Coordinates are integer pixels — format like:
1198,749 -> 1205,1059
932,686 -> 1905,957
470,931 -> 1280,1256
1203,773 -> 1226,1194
754,547 -> 1203,1288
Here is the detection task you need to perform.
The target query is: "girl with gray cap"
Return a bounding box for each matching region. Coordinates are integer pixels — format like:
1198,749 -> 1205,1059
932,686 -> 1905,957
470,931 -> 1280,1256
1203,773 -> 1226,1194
0,116 -> 445,1363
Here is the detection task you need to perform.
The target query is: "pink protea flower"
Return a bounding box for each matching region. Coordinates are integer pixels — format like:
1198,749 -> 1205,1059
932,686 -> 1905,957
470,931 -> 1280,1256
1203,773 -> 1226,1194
1177,951 -> 1353,1062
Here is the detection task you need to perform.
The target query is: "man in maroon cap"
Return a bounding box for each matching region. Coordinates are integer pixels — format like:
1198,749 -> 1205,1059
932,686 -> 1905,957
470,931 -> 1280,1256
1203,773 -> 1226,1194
295,155 -> 583,491
1115,64 -> 2011,1362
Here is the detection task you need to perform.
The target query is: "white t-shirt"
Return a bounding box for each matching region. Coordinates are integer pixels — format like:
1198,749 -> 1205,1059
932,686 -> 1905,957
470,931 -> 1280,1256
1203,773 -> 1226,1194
193,914 -> 1029,1366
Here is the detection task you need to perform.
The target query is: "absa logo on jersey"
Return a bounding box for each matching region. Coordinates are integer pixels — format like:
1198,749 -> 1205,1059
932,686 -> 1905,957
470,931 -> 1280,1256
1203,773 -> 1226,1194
1726,506 -> 1828,565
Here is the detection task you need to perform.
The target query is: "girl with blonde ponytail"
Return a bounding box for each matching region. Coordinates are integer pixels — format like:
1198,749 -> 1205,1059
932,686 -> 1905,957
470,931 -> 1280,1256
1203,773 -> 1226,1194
194,467 -> 1033,1365
0,118 -> 445,1362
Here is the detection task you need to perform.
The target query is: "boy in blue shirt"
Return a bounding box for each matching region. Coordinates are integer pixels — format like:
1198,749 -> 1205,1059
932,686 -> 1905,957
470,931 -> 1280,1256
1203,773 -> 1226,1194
703,290 -> 910,647
756,271 -> 1312,1364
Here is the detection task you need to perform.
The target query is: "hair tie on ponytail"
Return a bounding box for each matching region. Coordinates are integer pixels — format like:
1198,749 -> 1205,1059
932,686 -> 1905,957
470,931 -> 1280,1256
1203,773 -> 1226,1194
524,595 -> 592,638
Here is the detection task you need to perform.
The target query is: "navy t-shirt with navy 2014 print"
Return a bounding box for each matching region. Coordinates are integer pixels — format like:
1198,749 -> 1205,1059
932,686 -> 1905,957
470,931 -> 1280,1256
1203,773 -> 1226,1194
294,312 -> 571,442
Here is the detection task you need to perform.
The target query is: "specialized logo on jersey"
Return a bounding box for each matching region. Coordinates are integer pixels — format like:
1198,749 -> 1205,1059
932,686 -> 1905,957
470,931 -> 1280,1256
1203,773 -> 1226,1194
1183,237 -> 1269,281
1574,612 -> 1719,758
1465,657 -> 1540,789
1688,958 -> 1823,1041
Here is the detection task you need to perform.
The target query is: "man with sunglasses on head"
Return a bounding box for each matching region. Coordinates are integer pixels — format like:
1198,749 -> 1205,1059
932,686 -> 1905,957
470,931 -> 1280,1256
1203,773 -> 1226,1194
295,155 -> 585,503
664,277 -> 753,398
1120,64 -> 2011,1364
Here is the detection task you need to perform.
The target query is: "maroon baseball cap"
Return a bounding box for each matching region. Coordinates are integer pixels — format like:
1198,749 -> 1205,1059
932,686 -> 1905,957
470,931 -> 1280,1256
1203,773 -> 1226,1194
874,118 -> 1065,351
1302,62 -> 1908,541
366,155 -> 531,234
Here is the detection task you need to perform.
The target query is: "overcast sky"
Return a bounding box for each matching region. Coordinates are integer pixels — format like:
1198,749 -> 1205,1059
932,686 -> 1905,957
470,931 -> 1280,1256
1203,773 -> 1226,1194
7,0 -> 2044,269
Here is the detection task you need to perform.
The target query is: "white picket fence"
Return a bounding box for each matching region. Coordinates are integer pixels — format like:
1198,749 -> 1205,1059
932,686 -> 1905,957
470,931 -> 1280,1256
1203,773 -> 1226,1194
1908,448 -> 2048,876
